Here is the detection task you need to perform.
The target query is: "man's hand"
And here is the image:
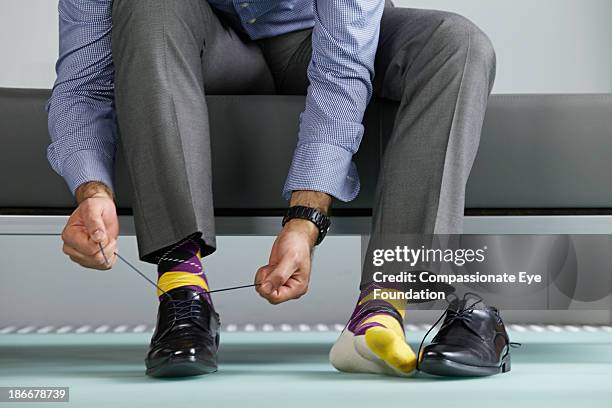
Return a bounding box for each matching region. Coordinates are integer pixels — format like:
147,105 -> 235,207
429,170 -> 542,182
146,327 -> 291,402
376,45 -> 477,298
255,191 -> 331,304
61,181 -> 119,270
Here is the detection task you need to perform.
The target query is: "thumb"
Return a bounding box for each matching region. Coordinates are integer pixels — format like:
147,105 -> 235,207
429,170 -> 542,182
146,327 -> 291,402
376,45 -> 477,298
82,203 -> 106,244
264,258 -> 295,293
255,265 -> 274,295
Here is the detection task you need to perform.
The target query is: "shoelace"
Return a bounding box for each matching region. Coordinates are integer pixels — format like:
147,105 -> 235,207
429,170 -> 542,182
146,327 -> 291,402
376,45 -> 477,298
100,243 -> 261,305
166,296 -> 203,323
416,292 -> 521,371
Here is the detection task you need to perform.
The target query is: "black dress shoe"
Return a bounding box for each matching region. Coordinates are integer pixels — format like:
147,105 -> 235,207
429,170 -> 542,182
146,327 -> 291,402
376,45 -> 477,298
418,293 -> 515,377
145,288 -> 220,378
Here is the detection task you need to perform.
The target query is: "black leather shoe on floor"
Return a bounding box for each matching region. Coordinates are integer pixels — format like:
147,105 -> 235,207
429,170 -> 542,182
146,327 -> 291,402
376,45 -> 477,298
145,288 -> 220,378
418,293 -> 515,377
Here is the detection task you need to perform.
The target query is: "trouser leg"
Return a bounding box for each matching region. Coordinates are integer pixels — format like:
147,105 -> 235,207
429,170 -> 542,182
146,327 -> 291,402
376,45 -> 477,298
370,7 -> 496,236
112,0 -> 274,262
363,8 -> 496,286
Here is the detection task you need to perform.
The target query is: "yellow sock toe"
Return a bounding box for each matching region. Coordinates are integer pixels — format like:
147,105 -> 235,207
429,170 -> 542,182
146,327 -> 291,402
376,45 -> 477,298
358,313 -> 416,374
331,288 -> 416,376
364,326 -> 417,374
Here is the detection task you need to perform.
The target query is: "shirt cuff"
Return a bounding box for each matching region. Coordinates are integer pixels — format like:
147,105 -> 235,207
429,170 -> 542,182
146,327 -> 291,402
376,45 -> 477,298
282,142 -> 360,202
62,149 -> 115,195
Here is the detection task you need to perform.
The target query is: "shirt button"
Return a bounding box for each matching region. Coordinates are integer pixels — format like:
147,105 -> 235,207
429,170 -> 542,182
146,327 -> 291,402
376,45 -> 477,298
248,18 -> 256,24
240,2 -> 249,7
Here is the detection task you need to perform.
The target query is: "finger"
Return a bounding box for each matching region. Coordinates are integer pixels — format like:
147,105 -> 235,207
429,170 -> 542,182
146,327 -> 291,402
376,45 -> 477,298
264,258 -> 296,292
81,201 -> 108,244
66,250 -> 107,270
62,225 -> 100,256
63,242 -> 113,270
255,265 -> 274,296
106,244 -> 118,267
265,278 -> 308,304
99,239 -> 118,267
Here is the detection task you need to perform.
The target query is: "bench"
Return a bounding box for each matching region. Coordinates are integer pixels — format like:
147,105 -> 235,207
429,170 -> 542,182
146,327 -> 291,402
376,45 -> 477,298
2,89 -> 612,236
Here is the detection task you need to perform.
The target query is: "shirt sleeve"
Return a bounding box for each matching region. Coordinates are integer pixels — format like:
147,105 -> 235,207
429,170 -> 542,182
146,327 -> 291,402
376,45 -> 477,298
282,0 -> 385,202
46,0 -> 117,195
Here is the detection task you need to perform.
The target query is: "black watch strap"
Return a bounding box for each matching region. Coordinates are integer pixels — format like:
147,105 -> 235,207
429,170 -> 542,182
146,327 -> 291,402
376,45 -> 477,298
282,206 -> 331,245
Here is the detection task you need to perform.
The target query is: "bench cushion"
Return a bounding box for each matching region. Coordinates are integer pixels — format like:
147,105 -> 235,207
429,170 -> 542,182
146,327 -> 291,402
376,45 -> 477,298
1,88 -> 611,211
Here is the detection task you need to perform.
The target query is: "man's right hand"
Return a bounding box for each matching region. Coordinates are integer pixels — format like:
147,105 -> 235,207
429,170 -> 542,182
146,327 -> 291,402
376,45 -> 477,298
61,181 -> 119,270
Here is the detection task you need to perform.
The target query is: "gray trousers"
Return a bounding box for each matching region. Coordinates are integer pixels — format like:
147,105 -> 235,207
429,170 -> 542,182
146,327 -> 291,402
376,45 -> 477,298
111,0 -> 496,268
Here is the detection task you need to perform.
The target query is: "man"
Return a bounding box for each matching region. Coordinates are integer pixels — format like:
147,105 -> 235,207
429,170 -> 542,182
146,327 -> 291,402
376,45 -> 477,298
48,0 -> 498,377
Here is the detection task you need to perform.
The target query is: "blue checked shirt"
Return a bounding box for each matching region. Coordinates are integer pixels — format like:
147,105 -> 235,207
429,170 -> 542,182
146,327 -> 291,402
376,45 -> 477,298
47,0 -> 385,202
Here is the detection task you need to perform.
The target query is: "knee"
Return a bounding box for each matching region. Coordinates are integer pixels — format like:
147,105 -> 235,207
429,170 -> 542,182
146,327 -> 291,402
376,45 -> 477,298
435,13 -> 496,72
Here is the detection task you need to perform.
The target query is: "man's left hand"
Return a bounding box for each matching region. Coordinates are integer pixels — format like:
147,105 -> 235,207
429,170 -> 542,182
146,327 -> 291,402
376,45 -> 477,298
255,191 -> 331,304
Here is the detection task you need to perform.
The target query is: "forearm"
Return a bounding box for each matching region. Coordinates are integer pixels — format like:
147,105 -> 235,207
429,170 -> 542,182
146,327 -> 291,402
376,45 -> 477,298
282,0 -> 384,203
47,0 -> 117,196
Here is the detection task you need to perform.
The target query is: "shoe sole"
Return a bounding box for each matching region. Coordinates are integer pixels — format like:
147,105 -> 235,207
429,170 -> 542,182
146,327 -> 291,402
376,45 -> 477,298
146,357 -> 217,378
419,355 -> 511,377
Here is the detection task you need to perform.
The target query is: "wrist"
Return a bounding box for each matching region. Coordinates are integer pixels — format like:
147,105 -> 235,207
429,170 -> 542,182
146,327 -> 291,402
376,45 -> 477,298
284,218 -> 319,246
75,181 -> 114,204
282,204 -> 331,246
289,190 -> 332,215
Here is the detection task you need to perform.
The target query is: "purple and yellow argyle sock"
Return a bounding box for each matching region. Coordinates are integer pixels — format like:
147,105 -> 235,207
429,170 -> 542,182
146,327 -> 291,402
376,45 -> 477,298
156,238 -> 211,304
347,284 -> 407,335
330,284 -> 416,375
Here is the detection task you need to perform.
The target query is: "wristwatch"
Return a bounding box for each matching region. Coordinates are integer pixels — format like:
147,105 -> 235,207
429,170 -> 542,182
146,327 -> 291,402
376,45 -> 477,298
282,205 -> 331,246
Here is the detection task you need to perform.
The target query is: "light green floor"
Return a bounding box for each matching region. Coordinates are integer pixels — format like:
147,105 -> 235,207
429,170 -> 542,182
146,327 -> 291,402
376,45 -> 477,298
1,331 -> 611,408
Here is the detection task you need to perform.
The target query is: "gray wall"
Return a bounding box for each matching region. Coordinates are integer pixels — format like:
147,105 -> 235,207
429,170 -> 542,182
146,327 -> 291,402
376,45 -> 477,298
396,0 -> 612,94
1,0 -> 611,92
